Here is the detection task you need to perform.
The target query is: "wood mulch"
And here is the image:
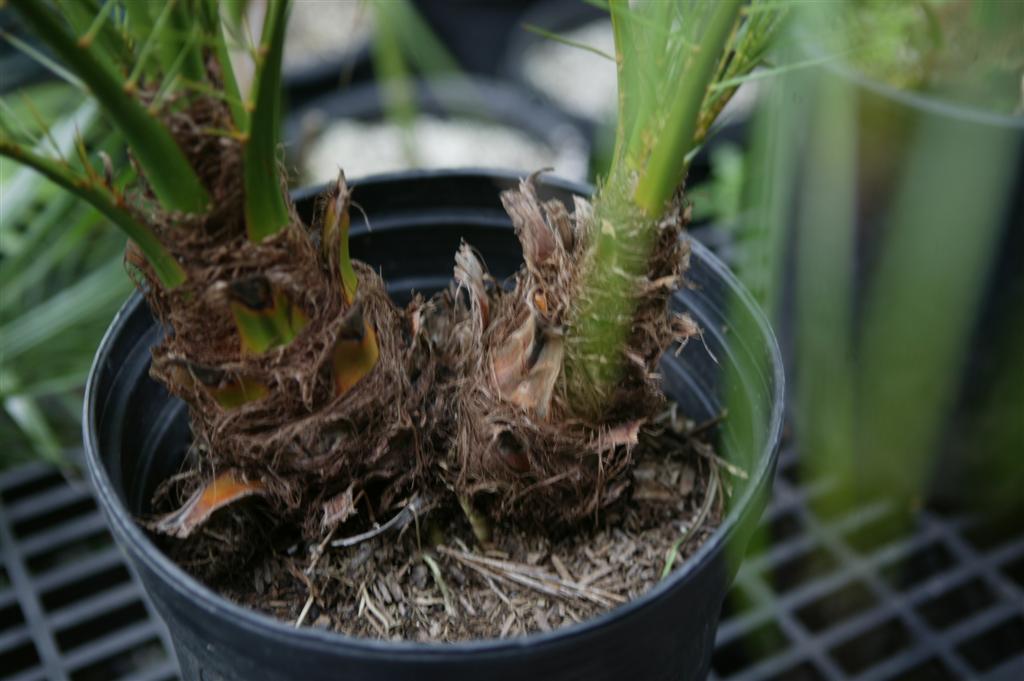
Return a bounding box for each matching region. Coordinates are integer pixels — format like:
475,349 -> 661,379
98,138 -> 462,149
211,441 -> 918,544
171,416 -> 737,641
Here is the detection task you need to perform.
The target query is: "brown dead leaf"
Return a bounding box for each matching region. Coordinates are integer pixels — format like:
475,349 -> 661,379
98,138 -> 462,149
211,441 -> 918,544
155,471 -> 265,539
321,484 -> 358,531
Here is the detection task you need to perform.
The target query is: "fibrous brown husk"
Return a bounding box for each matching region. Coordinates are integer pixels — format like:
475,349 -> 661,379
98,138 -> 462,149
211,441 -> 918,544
126,66 -> 702,592
144,196 -> 437,536
435,174 -> 698,526
127,89 -> 432,541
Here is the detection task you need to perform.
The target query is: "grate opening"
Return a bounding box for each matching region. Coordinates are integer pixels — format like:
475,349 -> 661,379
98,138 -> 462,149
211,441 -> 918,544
879,542 -> 955,591
829,618 -> 913,675
842,510 -> 915,554
794,579 -> 877,632
769,511 -> 805,544
0,470 -> 65,505
69,636 -> 168,681
0,567 -> 8,589
915,577 -> 996,630
12,497 -> 97,539
0,601 -> 25,634
712,620 -> 791,676
780,459 -> 837,493
766,546 -> 838,593
0,639 -> 41,677
883,657 -> 956,681
779,460 -> 802,485
765,661 -> 827,681
1001,554 -> 1024,589
41,564 -> 132,612
963,516 -> 1021,552
26,529 -> 114,574
55,600 -> 150,653
957,615 -> 1024,673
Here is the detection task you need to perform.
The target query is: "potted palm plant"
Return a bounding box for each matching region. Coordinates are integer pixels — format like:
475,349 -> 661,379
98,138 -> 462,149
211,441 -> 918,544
2,1 -> 785,679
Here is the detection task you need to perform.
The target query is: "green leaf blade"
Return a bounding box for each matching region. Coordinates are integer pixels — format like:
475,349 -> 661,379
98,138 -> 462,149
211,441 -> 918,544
243,0 -> 290,242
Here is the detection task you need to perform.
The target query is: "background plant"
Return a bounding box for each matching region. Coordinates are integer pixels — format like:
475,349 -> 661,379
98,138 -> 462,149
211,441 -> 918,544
1,82 -> 130,469
736,0 -> 1023,519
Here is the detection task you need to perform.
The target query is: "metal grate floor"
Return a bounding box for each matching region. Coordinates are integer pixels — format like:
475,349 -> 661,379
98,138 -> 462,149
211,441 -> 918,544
712,445 -> 1024,681
1,446 -> 1022,681
0,461 -> 178,681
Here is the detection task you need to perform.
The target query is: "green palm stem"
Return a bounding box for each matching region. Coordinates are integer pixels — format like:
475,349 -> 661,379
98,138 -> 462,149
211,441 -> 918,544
0,139 -> 186,288
10,0 -> 211,214
564,0 -> 744,412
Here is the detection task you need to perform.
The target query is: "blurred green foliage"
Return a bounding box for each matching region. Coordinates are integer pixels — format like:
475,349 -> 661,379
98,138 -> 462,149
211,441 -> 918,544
824,0 -> 1024,114
738,0 -> 1023,519
1,83 -> 130,469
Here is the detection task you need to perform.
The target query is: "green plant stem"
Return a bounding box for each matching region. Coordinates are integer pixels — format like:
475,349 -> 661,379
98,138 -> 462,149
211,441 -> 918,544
9,0 -> 210,214
165,0 -> 207,83
243,0 -> 290,241
203,0 -> 248,131
0,140 -> 186,288
60,0 -> 132,67
565,1 -> 743,409
633,0 -> 743,214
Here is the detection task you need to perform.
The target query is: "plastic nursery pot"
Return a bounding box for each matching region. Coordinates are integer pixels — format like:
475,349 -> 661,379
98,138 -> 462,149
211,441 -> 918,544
84,169 -> 784,681
284,77 -> 591,184
409,0 -> 545,76
279,1 -> 374,108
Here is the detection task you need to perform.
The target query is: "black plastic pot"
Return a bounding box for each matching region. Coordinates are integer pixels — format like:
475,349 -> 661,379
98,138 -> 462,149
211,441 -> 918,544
283,45 -> 374,110
84,169 -> 784,681
285,77 -> 591,184
0,8 -> 52,94
410,0 -> 544,76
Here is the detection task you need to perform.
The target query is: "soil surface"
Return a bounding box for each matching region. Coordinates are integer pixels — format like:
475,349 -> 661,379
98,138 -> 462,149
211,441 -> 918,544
159,420 -> 734,641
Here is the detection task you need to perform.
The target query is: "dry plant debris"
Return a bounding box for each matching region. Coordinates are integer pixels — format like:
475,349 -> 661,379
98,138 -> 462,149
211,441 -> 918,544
160,422 -> 731,642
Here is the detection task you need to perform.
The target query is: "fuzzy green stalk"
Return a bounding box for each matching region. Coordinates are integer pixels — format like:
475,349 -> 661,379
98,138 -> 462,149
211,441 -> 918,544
564,1 -> 743,411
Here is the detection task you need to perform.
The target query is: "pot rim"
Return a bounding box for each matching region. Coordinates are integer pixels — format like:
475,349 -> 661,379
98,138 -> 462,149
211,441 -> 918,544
285,76 -> 593,183
83,167 -> 784,659
829,59 -> 1024,130
793,26 -> 1024,130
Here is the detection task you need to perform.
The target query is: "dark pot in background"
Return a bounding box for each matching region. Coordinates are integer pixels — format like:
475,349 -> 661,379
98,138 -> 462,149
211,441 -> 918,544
283,44 -> 374,110
0,8 -> 52,94
849,69 -> 1023,515
870,86 -> 1024,515
284,77 -> 591,184
280,1 -> 375,108
499,0 -> 609,130
282,1 -> 577,114
84,170 -> 783,681
410,0 -> 544,77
